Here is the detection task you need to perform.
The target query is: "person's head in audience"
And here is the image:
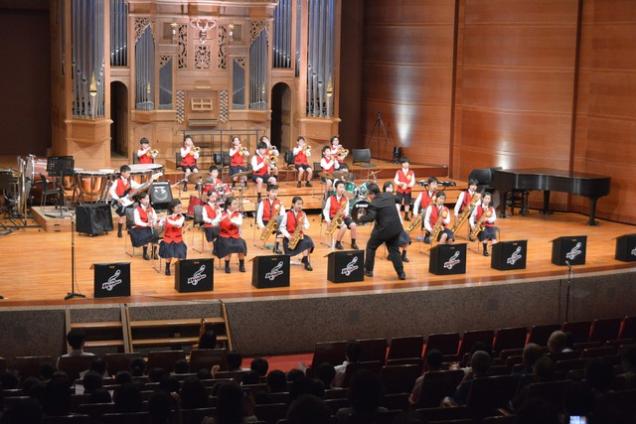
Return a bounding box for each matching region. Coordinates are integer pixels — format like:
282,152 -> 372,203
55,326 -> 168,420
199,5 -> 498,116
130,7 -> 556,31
89,357 -> 107,376
516,397 -> 559,424
315,362 -> 336,388
180,376 -> 208,409
532,355 -> 555,382
66,328 -> 90,354
3,397 -> 43,424
266,370 -> 287,393
470,350 -> 491,377
174,359 -> 190,374
149,367 -> 166,383
241,370 -> 260,385
22,377 -> 45,404
196,368 -> 212,380
82,371 -> 103,394
115,370 -> 133,385
426,349 -> 444,371
50,371 -> 70,385
287,368 -> 305,382
547,330 -> 569,354
564,381 -> 595,418
290,377 -> 325,402
522,343 -> 545,372
216,382 -> 247,424
287,394 -> 330,424
43,378 -> 71,416
621,345 -> 636,374
39,364 -> 55,381
227,351 -> 243,371
198,329 -> 217,349
114,383 -> 143,412
585,358 -> 615,393
130,357 -> 146,377
160,374 -> 181,395
250,357 -> 269,377
345,341 -> 362,364
1,371 -> 19,389
349,370 -> 384,415
149,391 -> 173,424
88,388 -> 112,404
470,341 -> 492,357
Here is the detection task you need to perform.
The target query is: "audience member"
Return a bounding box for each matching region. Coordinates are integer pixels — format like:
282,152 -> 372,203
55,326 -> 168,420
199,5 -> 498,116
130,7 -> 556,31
85,357 -> 107,378
241,370 -> 260,385
334,342 -> 362,387
520,343 -> 545,374
199,329 -> 218,349
42,378 -> 71,416
149,391 -> 173,424
250,357 -> 269,377
149,367 -> 166,383
444,350 -> 491,406
181,377 -> 209,409
81,370 -> 103,394
114,383 -> 143,412
287,368 -> 305,383
226,351 -> 243,372
547,330 -> 573,355
336,370 -> 386,423
60,329 -> 95,359
585,358 -> 615,394
516,397 -> 560,424
266,370 -> 287,393
287,394 -> 330,424
2,397 -> 42,424
115,370 -> 133,385
88,387 -> 112,404
174,359 -> 190,374
203,381 -> 258,424
408,349 -> 444,406
315,362 -> 336,389
130,357 -> 146,377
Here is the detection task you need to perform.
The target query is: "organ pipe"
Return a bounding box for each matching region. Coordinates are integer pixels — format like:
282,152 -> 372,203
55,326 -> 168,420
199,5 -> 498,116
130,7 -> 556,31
110,0 -> 128,67
135,25 -> 155,111
273,0 -> 291,68
249,29 -> 268,109
306,0 -> 334,118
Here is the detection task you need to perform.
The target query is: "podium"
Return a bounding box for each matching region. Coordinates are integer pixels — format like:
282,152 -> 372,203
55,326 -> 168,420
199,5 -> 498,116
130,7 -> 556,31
326,250 -> 365,283
252,255 -> 290,288
615,234 -> 636,262
552,236 -> 587,266
429,244 -> 467,275
93,262 -> 131,298
491,240 -> 527,271
175,259 -> 214,292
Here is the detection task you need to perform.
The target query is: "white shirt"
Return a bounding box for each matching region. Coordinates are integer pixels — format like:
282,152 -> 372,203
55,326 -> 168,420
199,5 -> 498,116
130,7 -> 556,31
109,177 -> 141,201
323,195 -> 350,222
256,199 -> 285,228
320,157 -> 340,171
133,205 -> 156,227
454,190 -> 478,217
202,203 -> 222,226
394,169 -> 415,190
279,211 -> 310,239
293,146 -> 311,158
229,146 -> 241,157
424,205 -> 450,232
251,154 -> 267,172
137,147 -> 151,158
412,190 -> 435,217
180,146 -> 200,160
469,205 -> 497,228
166,214 -> 185,228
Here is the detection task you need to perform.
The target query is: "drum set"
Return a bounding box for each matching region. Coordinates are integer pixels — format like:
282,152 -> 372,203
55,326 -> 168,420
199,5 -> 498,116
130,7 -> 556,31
331,176 -> 373,223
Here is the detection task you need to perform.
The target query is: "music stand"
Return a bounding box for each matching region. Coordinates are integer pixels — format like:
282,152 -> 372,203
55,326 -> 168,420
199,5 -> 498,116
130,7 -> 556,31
45,156 -> 75,218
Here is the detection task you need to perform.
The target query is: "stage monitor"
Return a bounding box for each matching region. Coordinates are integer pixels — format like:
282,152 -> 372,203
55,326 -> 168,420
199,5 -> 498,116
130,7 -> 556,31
149,182 -> 174,210
352,148 -> 372,165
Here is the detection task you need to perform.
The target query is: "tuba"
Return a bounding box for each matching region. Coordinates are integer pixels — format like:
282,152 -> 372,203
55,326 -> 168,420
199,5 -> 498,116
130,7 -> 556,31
469,207 -> 492,242
325,201 -> 347,237
287,212 -> 305,250
430,208 -> 449,245
452,192 -> 481,233
260,204 -> 281,242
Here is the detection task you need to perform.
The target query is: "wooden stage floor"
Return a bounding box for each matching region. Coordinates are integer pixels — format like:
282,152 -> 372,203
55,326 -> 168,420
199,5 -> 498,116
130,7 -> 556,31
0,209 -> 634,307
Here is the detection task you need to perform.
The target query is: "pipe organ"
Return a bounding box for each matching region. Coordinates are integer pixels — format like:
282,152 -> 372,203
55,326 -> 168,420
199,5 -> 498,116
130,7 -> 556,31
51,0 -> 342,169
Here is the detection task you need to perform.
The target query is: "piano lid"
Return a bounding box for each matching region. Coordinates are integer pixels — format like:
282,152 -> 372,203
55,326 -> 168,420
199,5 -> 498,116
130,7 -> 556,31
496,168 -> 611,180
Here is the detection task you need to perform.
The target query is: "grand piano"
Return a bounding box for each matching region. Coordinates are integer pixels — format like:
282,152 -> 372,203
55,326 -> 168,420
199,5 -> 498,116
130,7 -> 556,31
491,168 -> 611,226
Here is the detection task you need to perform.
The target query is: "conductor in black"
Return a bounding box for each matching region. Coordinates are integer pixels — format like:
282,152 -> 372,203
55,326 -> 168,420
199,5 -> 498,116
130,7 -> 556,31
358,182 -> 406,280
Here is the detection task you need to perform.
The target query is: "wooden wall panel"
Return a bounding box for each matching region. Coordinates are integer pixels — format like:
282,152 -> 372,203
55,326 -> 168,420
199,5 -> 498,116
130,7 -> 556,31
360,0 -> 456,166
572,0 -> 636,224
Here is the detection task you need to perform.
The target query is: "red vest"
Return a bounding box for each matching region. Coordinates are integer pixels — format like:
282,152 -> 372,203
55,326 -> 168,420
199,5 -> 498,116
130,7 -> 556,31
329,195 -> 347,218
294,149 -> 308,165
462,190 -> 474,210
262,199 -> 280,222
219,211 -> 241,238
322,160 -> 336,175
163,215 -> 184,243
420,191 -> 434,210
203,178 -> 222,194
286,210 -> 304,236
430,206 -> 449,228
203,204 -> 217,228
115,178 -> 130,197
396,169 -> 414,194
230,149 -> 245,166
475,205 -> 495,227
134,205 -> 153,228
138,153 -> 154,164
253,155 -> 268,176
180,150 -> 197,167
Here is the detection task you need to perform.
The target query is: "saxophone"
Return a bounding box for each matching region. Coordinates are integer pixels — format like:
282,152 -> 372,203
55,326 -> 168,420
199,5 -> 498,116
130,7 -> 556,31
260,204 -> 281,242
452,192 -> 481,233
407,213 -> 422,233
430,207 -> 449,244
325,200 -> 347,237
288,212 -> 305,250
469,207 -> 492,242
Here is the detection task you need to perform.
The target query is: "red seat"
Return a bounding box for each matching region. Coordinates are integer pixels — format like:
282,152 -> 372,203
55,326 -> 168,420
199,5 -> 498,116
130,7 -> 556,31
58,356 -> 95,381
190,348 -> 227,372
458,330 -> 494,359
589,318 -> 622,342
527,324 -> 561,346
424,333 -> 460,357
581,345 -> 617,358
619,316 -> 636,340
343,361 -> 383,387
492,327 -> 528,353
13,355 -> 55,379
562,321 -> 591,344
387,336 -> 424,360
147,350 -> 186,372
356,338 -> 388,363
311,341 -> 347,369
104,353 -> 143,376
380,364 -> 421,394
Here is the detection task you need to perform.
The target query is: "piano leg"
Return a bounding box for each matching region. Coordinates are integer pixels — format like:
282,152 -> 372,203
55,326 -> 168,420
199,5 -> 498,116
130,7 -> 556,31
542,190 -> 551,215
588,197 -> 599,226
500,191 -> 508,218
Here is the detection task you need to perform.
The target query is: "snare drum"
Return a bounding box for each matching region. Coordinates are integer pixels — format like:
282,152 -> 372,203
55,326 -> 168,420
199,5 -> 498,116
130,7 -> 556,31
128,164 -> 164,185
75,169 -> 115,202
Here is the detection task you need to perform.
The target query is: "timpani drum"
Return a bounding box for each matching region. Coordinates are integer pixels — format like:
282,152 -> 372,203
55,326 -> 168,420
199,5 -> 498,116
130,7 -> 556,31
128,164 -> 164,185
75,169 -> 115,202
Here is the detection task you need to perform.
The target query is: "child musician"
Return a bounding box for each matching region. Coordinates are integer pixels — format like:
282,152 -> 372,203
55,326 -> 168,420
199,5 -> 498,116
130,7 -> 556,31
201,190 -> 222,247
130,192 -> 158,260
136,137 -> 156,164
329,136 -> 348,171
383,181 -> 410,262
256,184 -> 285,254
159,200 -> 188,276
109,165 -> 142,238
229,136 -> 249,186
251,141 -> 278,202
469,192 -> 498,256
454,179 -> 480,218
320,145 -> 340,196
214,197 -> 248,273
179,135 -> 199,191
412,177 -> 439,219
280,196 -> 314,271
202,166 -> 224,195
424,191 -> 454,244
260,136 -> 280,179
293,136 -> 313,188
323,180 -> 359,250
394,159 -> 416,220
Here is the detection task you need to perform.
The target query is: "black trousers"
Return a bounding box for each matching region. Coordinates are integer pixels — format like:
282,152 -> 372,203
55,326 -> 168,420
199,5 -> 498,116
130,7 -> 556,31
365,231 -> 404,276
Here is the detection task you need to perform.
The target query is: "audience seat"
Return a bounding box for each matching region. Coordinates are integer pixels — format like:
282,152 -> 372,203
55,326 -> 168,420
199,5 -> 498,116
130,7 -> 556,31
527,324 -> 561,346
190,348 -> 227,372
466,375 -> 520,417
147,350 -> 186,372
254,402 -> 288,424
42,415 -> 91,424
580,345 -> 617,358
381,393 -> 409,410
356,338 -> 388,363
311,341 -> 348,369
416,406 -> 472,422
181,407 -> 216,424
380,364 -> 421,394
589,318 -> 622,342
104,353 -> 142,376
343,361 -> 383,387
524,380 -> 571,411
57,356 -> 94,381
387,336 -> 424,360
14,355 -> 55,379
76,402 -> 116,418
492,327 -> 528,353
324,398 -> 350,414
101,412 -> 151,424
618,316 -> 636,340
424,333 -> 460,359
562,321 -> 592,344
416,369 -> 465,408
458,330 -> 494,359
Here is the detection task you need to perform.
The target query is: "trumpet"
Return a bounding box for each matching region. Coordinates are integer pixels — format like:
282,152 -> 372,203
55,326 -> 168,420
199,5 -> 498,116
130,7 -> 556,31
239,147 -> 250,157
335,146 -> 349,161
149,149 -> 159,159
303,144 -> 312,156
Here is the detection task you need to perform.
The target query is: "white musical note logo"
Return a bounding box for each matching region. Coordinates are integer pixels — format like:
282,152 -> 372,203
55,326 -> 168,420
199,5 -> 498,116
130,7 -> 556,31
443,251 -> 462,270
631,247 -> 636,257
565,242 -> 582,261
187,265 -> 207,286
341,256 -> 359,277
506,246 -> 523,265
101,269 -> 123,291
265,262 -> 285,281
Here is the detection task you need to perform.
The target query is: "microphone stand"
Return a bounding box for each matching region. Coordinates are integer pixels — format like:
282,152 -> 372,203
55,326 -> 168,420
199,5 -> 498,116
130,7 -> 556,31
65,211 -> 85,300
564,260 -> 573,321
